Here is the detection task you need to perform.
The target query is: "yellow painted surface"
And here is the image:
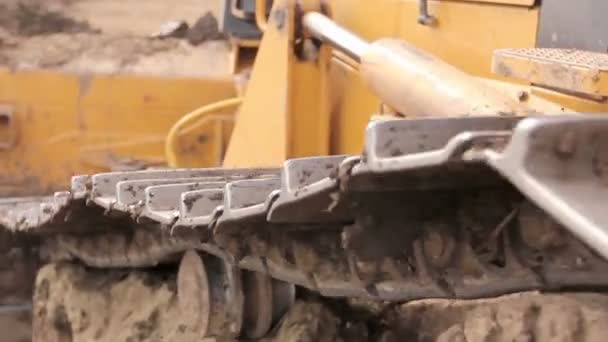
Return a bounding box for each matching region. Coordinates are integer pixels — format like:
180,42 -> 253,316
326,0 -> 539,154
169,115 -> 234,168
531,87 -> 608,113
165,98 -> 241,168
224,0 -> 331,167
329,57 -> 381,155
289,46 -> 332,158
222,0 -> 292,167
331,0 -> 539,79
479,78 -> 575,113
0,69 -> 235,196
5,0 -> 608,196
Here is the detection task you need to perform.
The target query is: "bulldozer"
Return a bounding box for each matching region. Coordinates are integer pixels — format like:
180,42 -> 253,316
1,0 -> 608,340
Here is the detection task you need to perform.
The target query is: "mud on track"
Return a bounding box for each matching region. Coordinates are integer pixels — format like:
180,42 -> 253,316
35,263 -> 608,342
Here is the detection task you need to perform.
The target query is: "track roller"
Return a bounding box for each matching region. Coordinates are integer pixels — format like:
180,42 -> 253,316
242,271 -> 296,338
177,250 -> 244,338
177,250 -> 295,339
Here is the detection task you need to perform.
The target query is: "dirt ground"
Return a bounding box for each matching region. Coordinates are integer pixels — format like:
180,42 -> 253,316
34,262 -> 608,342
0,0 -> 230,77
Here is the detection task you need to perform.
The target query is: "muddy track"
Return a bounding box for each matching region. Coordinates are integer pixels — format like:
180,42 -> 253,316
1,87 -> 606,341
34,262 -> 608,342
37,192 -> 608,303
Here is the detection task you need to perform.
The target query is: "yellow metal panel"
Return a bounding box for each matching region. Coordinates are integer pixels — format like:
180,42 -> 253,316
0,68 -> 235,196
224,0 -> 330,167
400,1 -> 538,79
223,0 -> 292,167
289,46 -> 331,158
329,58 -> 381,155
325,0 -> 540,155
479,78 -> 575,114
532,87 -> 608,113
330,0 -> 539,79
0,70 -> 81,195
168,115 -> 234,168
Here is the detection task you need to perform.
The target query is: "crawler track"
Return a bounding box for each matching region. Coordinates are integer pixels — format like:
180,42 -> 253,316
2,115 -> 608,339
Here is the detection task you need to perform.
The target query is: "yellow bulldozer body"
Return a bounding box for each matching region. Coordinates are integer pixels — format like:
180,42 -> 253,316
1,0 -> 607,193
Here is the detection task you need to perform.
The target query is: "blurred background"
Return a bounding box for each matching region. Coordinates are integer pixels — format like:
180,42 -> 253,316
0,0 -> 229,77
0,2 -> 227,341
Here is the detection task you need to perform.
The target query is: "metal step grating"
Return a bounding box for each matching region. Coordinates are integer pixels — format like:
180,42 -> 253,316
493,48 -> 608,97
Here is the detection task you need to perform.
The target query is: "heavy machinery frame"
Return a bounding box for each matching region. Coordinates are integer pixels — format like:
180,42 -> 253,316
2,0 -> 608,340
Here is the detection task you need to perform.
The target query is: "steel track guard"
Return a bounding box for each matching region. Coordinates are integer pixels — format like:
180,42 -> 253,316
485,116 -> 608,260
2,115 -> 608,297
2,116 -> 607,244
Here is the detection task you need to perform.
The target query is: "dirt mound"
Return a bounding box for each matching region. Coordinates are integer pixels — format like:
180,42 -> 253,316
0,2 -> 96,36
186,12 -> 225,45
0,32 -> 231,76
0,1 -> 230,76
1,33 -> 179,69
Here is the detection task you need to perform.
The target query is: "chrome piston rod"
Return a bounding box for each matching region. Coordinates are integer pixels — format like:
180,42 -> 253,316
302,12 -> 368,62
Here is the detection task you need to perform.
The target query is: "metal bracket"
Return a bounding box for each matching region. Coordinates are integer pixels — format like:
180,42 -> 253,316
417,0 -> 437,26
0,105 -> 15,150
